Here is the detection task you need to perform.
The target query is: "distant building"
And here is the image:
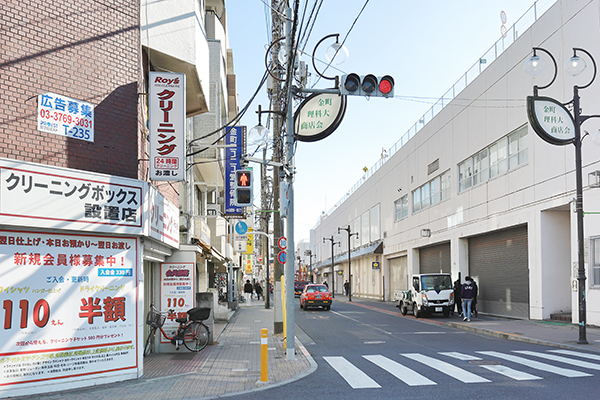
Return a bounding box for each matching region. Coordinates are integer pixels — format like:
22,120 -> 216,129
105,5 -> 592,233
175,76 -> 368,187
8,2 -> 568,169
311,0 -> 600,326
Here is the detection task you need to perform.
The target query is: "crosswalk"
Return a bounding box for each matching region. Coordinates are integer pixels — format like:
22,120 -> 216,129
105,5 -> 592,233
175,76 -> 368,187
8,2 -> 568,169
323,349 -> 599,389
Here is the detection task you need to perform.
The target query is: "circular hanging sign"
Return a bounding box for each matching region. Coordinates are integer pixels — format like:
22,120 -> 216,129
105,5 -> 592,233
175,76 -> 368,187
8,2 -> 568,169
294,92 -> 347,142
526,96 -> 576,145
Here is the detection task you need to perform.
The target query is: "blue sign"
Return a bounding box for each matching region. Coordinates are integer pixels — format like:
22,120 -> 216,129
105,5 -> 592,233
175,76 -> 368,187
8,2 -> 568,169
278,251 -> 287,264
225,127 -> 243,215
235,221 -> 248,235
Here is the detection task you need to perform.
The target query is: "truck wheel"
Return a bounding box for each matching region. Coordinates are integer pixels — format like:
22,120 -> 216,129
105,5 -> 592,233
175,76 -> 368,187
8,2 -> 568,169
413,303 -> 420,318
443,307 -> 450,318
400,304 -> 407,315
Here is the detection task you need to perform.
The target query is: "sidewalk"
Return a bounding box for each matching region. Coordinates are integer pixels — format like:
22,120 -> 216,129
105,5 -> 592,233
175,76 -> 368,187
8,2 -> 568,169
16,297 -> 600,399
337,296 -> 600,354
23,300 -> 317,400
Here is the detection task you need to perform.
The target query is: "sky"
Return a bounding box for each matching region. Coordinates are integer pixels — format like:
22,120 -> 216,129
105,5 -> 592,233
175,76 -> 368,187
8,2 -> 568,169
226,0 -> 552,244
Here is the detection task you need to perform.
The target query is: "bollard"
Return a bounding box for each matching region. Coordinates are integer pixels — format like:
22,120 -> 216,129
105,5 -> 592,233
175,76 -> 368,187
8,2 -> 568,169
261,328 -> 268,382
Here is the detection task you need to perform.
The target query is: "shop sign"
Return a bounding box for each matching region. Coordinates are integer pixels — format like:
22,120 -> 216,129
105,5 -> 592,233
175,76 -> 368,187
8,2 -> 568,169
527,96 -> 575,145
146,183 -> 179,248
149,72 -> 186,181
0,229 -> 138,386
0,158 -> 144,235
160,262 -> 195,343
294,93 -> 346,142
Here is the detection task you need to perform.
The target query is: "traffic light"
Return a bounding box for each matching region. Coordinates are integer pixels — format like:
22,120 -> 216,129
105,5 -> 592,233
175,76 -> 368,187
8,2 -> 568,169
234,169 -> 253,207
340,73 -> 394,98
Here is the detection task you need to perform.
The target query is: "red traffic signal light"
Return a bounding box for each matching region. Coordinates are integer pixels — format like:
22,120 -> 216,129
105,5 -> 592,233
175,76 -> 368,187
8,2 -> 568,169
340,74 -> 394,98
236,170 -> 252,187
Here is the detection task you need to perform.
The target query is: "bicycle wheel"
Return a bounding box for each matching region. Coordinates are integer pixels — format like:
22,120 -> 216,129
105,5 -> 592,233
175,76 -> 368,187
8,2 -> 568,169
144,327 -> 157,357
183,322 -> 210,352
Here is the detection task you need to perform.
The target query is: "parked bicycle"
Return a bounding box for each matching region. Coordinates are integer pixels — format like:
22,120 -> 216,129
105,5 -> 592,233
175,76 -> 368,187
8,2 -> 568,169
144,305 -> 210,356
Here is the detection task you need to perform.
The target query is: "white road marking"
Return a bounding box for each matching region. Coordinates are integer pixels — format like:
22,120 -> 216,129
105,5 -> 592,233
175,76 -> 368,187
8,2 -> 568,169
363,355 -> 436,386
439,352 -> 482,361
402,353 -> 490,383
323,356 -> 381,389
550,349 -> 600,361
477,351 -> 592,378
514,350 -> 600,371
479,364 -> 542,381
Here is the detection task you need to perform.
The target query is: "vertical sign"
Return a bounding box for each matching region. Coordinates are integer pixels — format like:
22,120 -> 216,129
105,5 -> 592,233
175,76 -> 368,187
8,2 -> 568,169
159,262 -> 195,343
224,127 -> 244,215
149,72 -> 186,181
0,230 -> 138,386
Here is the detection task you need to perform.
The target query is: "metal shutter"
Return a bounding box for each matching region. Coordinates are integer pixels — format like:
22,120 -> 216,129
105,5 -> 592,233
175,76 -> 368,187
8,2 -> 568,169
468,225 -> 529,319
388,256 -> 408,293
420,242 -> 451,274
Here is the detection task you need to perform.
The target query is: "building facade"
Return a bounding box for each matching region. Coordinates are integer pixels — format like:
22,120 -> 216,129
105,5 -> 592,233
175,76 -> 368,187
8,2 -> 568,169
0,0 -> 239,397
311,0 -> 600,326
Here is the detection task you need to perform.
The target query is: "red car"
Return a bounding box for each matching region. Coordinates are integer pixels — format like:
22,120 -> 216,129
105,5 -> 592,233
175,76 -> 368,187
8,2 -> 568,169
300,284 -> 332,310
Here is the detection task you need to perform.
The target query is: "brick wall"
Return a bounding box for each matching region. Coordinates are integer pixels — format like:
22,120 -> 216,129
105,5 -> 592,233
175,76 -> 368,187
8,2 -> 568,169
0,0 -> 142,179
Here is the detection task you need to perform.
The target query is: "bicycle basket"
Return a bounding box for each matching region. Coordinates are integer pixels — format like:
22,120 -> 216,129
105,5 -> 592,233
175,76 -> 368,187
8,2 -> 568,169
146,309 -> 166,328
187,307 -> 210,321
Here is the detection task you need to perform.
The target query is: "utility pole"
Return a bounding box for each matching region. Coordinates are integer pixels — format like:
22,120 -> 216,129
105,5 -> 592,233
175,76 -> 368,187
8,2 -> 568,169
269,0 -> 285,335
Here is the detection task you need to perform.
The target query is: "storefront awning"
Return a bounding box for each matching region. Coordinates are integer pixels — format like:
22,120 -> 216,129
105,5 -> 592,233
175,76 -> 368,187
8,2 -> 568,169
314,241 -> 383,270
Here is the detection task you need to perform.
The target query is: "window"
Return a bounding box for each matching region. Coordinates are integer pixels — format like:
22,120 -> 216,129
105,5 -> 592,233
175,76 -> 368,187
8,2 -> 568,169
458,125 -> 528,192
591,237 -> 600,287
395,195 -> 409,221
490,138 -> 508,178
412,170 -> 451,213
458,159 -> 473,192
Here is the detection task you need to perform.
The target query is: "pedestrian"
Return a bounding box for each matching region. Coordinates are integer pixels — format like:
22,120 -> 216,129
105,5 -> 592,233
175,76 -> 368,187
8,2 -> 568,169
461,276 -> 476,322
254,281 -> 263,300
453,278 -> 462,316
323,280 -> 329,289
343,280 -> 349,296
243,279 -> 253,306
471,278 -> 479,317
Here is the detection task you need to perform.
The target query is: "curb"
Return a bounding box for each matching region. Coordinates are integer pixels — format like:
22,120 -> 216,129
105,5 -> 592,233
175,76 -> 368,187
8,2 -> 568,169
445,321 -> 600,354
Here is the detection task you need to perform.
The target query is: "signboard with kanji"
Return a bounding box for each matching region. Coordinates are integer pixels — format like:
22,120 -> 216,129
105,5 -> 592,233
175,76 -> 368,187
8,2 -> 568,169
159,263 -> 195,343
37,92 -> 94,142
0,158 -> 144,235
0,229 -> 138,386
294,93 -> 347,142
224,127 -> 245,216
526,95 -> 576,145
149,72 -> 186,181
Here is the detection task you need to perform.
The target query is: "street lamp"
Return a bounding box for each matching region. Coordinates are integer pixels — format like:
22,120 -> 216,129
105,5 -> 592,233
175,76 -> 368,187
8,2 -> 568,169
525,46 -> 600,344
323,236 -> 339,298
305,249 -> 315,283
338,225 -> 358,302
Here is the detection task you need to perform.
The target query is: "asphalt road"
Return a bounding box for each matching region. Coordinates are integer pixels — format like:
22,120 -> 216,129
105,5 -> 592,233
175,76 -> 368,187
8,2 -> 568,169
233,298 -> 600,400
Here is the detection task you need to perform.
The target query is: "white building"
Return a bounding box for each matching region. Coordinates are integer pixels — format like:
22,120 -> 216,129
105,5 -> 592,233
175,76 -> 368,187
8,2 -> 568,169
311,0 -> 600,326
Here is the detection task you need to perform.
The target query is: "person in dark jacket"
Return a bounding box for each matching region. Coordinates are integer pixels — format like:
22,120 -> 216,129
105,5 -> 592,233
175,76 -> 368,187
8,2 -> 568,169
243,280 -> 253,306
254,282 -> 263,300
471,278 -> 479,317
453,279 -> 462,316
461,276 -> 476,322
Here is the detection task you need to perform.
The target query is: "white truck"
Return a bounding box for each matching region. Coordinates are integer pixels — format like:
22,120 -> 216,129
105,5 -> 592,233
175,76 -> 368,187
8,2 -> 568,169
395,273 -> 454,318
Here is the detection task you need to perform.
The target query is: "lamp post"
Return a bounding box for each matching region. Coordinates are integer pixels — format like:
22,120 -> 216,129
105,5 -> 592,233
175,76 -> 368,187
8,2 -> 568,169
525,47 -> 600,344
305,249 -> 315,283
323,236 -> 339,297
338,225 -> 358,302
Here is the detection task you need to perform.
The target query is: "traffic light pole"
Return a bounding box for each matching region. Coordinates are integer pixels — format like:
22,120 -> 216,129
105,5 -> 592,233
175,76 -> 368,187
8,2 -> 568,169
283,6 -> 296,361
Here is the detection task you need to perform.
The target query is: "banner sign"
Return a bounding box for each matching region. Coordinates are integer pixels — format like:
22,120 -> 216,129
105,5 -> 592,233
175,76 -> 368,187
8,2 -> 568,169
159,263 -> 195,343
0,158 -> 144,235
149,72 -> 186,181
37,92 -> 94,142
0,229 -> 138,386
224,127 -> 244,216
146,184 -> 179,248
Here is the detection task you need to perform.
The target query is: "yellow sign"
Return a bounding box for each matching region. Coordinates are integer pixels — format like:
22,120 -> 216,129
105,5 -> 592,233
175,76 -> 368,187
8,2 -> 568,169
245,228 -> 254,254
244,254 -> 253,274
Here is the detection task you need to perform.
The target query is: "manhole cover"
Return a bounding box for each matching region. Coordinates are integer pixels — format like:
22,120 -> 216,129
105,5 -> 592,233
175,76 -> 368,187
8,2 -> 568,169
469,360 -> 502,365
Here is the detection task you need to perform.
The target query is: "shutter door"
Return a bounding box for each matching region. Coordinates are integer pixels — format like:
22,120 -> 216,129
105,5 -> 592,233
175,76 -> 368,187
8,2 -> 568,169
419,242 -> 451,274
388,256 -> 408,294
469,225 -> 529,319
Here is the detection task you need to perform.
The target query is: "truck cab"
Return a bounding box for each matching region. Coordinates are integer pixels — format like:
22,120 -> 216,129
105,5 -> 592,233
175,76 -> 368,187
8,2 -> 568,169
396,273 -> 454,318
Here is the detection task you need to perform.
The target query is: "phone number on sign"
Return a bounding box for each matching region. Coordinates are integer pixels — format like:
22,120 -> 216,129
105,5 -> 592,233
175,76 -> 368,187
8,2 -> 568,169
39,110 -> 93,128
